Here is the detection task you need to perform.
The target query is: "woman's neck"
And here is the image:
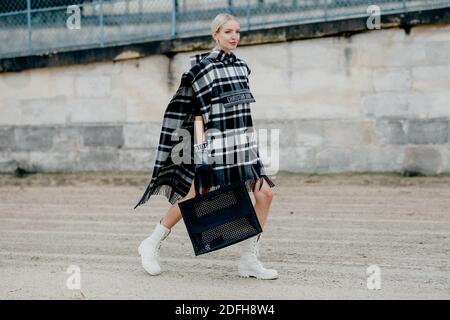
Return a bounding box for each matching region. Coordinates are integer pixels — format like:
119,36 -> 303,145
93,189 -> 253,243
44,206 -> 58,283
216,47 -> 232,54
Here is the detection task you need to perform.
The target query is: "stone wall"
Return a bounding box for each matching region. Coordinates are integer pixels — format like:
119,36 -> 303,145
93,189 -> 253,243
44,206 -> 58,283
1,23 -> 449,174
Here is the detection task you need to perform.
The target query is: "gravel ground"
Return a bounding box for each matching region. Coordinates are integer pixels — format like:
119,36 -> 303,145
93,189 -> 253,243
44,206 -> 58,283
0,171 -> 449,300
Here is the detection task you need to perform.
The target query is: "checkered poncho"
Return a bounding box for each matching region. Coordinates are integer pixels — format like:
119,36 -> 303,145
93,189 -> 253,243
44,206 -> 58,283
133,49 -> 275,209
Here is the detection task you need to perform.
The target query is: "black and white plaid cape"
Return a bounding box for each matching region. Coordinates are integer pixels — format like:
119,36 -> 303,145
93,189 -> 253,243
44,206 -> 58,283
133,49 -> 275,209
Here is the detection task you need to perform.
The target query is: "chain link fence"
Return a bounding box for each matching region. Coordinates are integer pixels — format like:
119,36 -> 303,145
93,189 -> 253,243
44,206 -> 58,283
1,0 -> 449,59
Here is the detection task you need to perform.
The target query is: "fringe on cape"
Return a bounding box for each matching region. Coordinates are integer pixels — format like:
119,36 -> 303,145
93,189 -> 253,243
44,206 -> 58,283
133,171 -> 275,209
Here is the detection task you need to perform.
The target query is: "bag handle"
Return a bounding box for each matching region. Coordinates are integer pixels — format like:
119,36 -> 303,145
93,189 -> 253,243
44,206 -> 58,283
194,165 -> 215,198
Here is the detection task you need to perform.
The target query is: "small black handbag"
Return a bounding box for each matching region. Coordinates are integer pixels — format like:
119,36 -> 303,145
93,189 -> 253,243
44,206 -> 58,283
178,165 -> 262,256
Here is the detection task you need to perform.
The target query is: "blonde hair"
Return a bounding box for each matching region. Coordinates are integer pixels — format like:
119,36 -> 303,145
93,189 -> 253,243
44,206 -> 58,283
211,13 -> 239,51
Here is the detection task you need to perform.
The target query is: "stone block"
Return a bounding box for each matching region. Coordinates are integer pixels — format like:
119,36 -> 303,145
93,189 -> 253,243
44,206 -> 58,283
27,151 -> 78,173
425,42 -> 450,67
125,97 -> 169,123
81,126 -> 124,148
407,119 -> 449,145
76,149 -> 121,171
280,146 -> 315,173
363,145 -> 405,172
14,127 -> 56,151
0,127 -> 15,150
0,160 -> 17,172
65,98 -> 126,123
0,151 -> 31,173
351,28 -> 407,47
123,122 -> 161,149
437,145 -> 450,173
241,42 -> 290,71
373,68 -> 411,92
410,24 -> 450,42
110,72 -> 167,101
122,55 -> 167,79
0,69 -> 51,100
253,69 -> 292,97
402,147 -> 443,175
0,71 -> 32,99
361,92 -> 428,119
49,75 -> 75,98
375,119 -> 408,144
315,147 -> 351,173
51,127 -> 83,152
0,99 -> 21,125
376,119 -> 449,145
347,147 -> 370,172
289,38 -> 344,69
412,66 -> 450,91
290,67 -> 372,96
81,60 -> 123,76
351,29 -> 426,67
75,76 -> 111,97
255,92 -> 361,120
17,96 -> 66,125
295,121 -> 324,147
322,120 -> 378,146
252,120 -> 294,151
118,148 -> 155,171
427,91 -> 450,118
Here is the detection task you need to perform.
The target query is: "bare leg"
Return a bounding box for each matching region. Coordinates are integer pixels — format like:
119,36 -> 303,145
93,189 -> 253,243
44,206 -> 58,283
238,178 -> 278,280
252,178 -> 274,229
160,178 -> 200,229
139,181 -> 199,276
159,204 -> 183,230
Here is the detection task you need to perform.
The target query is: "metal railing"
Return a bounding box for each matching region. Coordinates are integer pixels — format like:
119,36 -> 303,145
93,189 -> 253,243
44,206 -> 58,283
1,0 -> 449,59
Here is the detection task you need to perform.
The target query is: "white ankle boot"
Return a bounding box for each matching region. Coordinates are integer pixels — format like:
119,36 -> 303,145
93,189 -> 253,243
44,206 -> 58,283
238,234 -> 278,280
138,221 -> 171,275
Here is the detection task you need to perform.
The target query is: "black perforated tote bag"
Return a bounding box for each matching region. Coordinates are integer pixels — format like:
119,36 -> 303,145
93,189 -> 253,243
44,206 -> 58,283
178,165 -> 262,256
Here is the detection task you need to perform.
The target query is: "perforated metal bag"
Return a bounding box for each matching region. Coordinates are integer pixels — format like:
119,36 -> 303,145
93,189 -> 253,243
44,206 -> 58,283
178,166 -> 262,256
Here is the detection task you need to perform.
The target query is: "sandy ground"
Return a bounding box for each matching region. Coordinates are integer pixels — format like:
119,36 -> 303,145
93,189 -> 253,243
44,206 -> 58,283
0,171 -> 449,300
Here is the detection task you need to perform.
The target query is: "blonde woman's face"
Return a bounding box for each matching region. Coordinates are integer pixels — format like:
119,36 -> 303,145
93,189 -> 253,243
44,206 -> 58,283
214,19 -> 240,52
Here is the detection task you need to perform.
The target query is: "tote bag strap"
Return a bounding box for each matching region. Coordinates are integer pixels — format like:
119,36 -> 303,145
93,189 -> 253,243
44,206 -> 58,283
194,165 -> 216,198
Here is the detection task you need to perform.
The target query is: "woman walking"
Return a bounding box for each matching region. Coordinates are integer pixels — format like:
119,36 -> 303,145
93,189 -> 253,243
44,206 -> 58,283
134,13 -> 277,280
